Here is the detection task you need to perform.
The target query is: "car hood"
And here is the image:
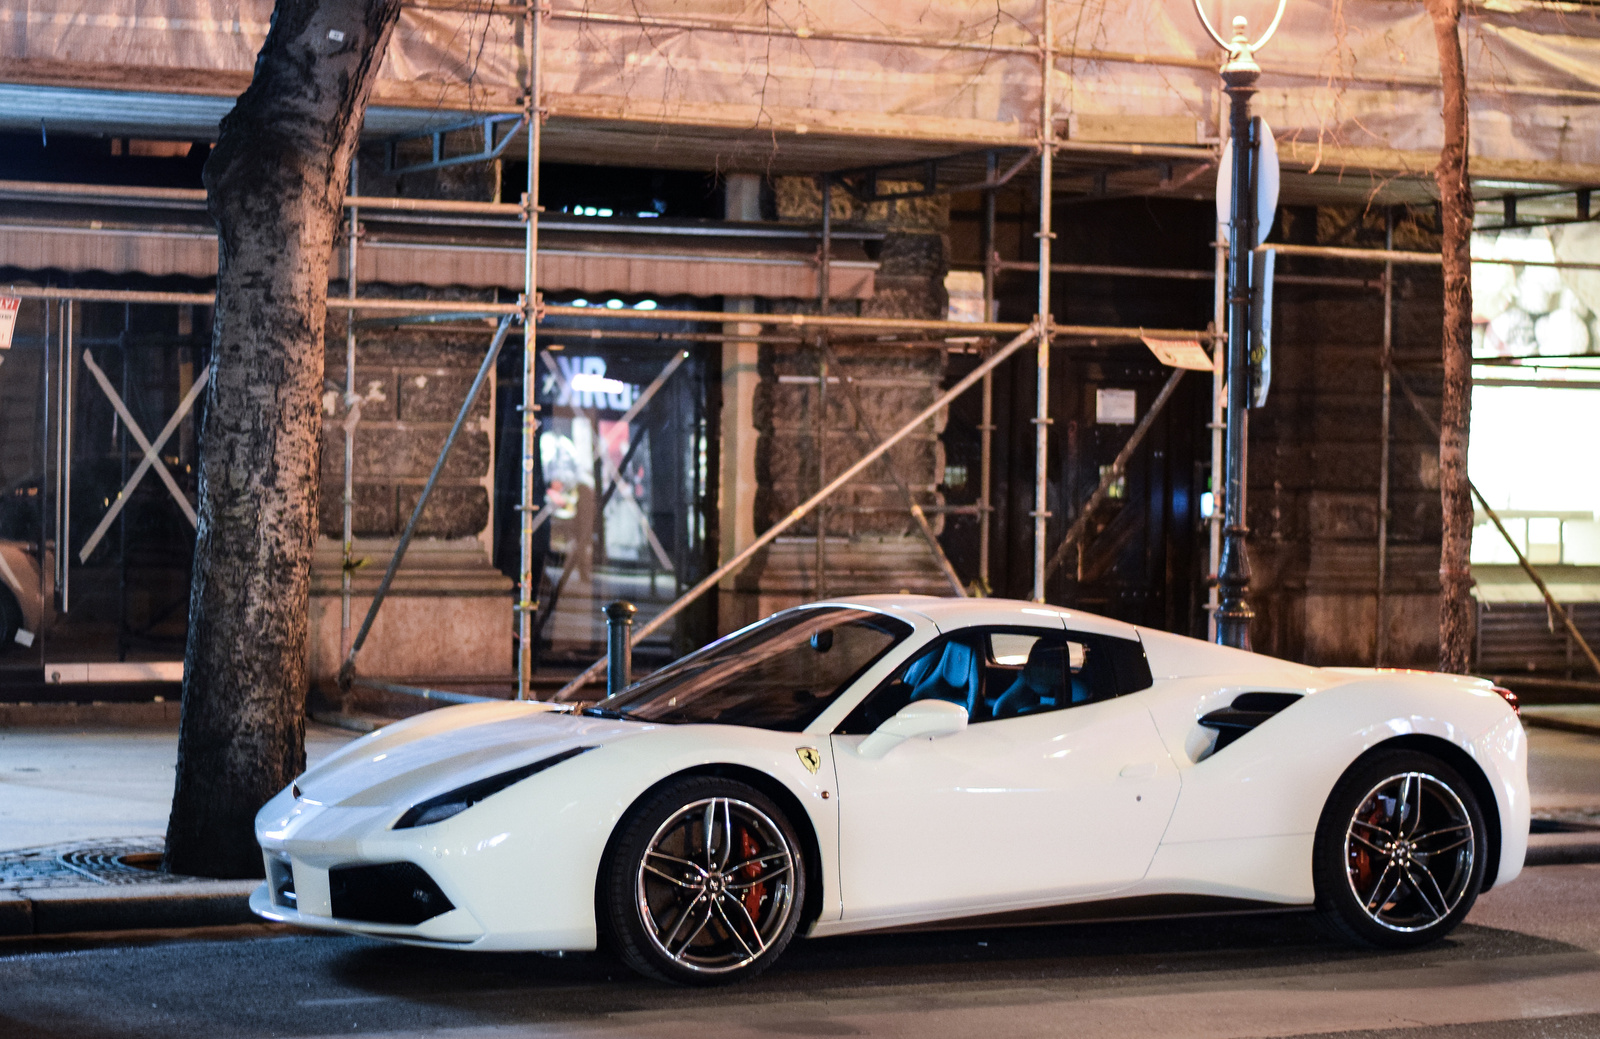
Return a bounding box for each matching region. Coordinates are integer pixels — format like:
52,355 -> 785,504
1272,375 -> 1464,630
296,701 -> 647,809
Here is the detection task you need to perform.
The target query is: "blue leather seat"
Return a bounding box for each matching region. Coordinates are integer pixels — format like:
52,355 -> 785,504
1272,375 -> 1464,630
991,642 -> 1072,719
907,639 -> 981,717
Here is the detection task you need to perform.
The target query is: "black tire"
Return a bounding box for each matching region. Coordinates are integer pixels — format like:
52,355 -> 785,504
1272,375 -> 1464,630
599,775 -> 806,985
1314,748 -> 1487,948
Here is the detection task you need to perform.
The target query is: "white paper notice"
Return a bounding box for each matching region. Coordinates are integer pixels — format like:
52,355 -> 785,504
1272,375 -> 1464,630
1096,388 -> 1137,425
1142,336 -> 1213,371
0,296 -> 18,351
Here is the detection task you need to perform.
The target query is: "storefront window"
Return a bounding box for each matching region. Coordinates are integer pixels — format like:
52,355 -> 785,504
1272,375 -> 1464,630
1471,225 -> 1600,566
0,298 -> 206,682
497,297 -> 716,673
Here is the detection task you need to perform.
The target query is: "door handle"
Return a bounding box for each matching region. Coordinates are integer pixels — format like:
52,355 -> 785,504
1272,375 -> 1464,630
1119,762 -> 1158,779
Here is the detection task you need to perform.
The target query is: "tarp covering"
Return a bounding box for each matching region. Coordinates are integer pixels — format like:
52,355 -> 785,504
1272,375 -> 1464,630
2,1 -> 1599,178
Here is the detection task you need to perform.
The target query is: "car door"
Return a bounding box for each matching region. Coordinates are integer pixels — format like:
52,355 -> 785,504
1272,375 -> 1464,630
829,625 -> 1180,927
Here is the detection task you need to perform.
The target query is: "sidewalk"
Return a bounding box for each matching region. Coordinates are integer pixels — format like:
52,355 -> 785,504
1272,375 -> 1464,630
0,712 -> 357,936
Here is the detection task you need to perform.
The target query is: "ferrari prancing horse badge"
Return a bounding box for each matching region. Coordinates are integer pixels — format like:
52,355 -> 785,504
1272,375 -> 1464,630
796,747 -> 822,774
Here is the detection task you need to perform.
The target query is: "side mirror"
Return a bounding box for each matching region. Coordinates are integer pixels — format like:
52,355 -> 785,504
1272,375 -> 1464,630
856,699 -> 968,759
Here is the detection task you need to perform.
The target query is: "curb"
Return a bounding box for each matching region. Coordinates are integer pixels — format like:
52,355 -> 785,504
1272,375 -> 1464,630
0,700 -> 181,727
1525,830 -> 1600,867
309,709 -> 392,734
1521,713 -> 1600,740
0,882 -> 259,937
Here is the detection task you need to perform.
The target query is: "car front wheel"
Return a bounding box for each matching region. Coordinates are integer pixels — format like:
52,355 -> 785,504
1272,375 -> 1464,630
1314,749 -> 1487,948
600,776 -> 806,984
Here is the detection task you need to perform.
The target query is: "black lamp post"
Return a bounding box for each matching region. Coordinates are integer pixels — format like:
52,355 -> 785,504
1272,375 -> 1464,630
1217,15 -> 1262,651
1193,0 -> 1285,650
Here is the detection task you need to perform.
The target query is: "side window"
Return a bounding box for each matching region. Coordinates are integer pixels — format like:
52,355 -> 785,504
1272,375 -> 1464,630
1066,630 -> 1154,699
835,626 -> 1153,734
835,633 -> 984,735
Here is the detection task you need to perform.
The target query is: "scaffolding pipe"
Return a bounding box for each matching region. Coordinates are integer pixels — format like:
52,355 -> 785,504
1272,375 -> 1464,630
816,176 -> 832,598
554,324 -> 1040,699
0,286 -> 1206,341
979,152 -> 997,592
339,315 -> 517,689
1045,367 -> 1187,580
1207,146 -> 1227,639
516,0 -> 544,701
994,259 -> 1376,289
1260,242 -> 1600,273
539,308 -> 1206,340
353,678 -> 497,706
1376,209 -> 1394,666
542,305 -> 1036,334
333,317 -> 1000,350
1031,0 -> 1054,603
38,299 -> 49,620
342,157 -> 359,662
0,178 -> 524,217
56,301 -> 73,614
0,285 -> 523,314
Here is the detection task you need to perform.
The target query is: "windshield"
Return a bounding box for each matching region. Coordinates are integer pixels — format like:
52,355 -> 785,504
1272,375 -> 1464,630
587,607 -> 912,730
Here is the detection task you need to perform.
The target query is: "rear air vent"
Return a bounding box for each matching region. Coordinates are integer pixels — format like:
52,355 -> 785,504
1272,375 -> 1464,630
329,862 -> 454,925
1199,692 -> 1303,752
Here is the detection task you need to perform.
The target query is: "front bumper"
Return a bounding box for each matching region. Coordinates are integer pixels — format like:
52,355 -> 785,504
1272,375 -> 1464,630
250,877 -> 485,945
253,777 -> 611,952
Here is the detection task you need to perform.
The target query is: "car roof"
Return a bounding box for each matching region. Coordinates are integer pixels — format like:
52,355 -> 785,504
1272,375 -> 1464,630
823,594 -> 1142,641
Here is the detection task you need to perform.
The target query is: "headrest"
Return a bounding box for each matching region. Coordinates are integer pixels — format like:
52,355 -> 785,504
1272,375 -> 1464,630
1022,643 -> 1067,695
937,640 -> 977,687
903,652 -> 937,687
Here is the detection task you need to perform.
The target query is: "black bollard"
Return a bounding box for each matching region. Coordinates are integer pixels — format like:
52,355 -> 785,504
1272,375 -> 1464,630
604,601 -> 637,697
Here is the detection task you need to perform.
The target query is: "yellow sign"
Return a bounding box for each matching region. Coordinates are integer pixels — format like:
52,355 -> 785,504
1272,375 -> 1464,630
796,747 -> 822,774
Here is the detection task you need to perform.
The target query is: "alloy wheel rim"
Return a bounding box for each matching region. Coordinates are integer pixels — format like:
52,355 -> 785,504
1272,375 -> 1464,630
635,796 -> 797,973
1344,771 -> 1475,933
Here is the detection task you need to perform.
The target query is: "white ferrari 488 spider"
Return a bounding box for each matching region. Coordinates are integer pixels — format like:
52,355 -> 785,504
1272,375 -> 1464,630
254,596 -> 1527,984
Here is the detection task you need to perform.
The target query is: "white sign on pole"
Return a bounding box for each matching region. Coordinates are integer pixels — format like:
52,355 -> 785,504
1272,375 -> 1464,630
1250,249 -> 1275,408
1215,117 -> 1280,247
0,296 -> 18,351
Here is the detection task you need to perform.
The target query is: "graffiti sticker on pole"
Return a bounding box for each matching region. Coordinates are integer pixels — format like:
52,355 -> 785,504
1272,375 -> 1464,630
0,296 -> 18,351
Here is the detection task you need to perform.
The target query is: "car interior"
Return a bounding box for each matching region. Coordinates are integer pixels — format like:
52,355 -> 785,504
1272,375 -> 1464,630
836,627 -> 1127,734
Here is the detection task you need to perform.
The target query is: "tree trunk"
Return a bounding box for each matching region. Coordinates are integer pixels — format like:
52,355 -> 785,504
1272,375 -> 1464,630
166,0 -> 402,878
1424,0 -> 1475,674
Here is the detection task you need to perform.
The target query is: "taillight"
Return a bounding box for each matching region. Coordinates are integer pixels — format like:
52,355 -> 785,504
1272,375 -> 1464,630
1492,685 -> 1520,716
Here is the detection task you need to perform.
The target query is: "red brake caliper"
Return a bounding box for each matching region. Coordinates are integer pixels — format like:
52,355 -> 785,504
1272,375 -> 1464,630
738,827 -> 766,920
1351,802 -> 1386,894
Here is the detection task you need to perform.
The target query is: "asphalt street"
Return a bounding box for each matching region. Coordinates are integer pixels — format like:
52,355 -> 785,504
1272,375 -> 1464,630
4,725 -> 1600,1038
2,862 -> 1600,1039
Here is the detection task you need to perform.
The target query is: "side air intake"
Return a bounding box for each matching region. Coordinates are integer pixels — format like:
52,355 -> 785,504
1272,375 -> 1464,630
1199,692 -> 1303,752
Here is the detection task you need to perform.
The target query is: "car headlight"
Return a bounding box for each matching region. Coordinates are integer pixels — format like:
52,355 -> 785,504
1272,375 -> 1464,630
393,746 -> 594,829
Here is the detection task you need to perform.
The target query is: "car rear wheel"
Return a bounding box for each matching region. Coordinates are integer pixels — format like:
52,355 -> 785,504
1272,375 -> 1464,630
1314,749 -> 1486,948
600,775 -> 805,985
